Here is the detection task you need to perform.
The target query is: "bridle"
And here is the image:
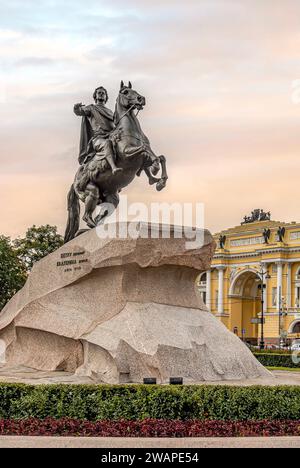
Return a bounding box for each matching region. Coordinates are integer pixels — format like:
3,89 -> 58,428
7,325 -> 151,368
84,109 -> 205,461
114,93 -> 142,126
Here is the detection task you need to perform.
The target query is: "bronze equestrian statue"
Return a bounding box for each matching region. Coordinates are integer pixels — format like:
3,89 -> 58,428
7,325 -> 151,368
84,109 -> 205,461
64,81 -> 168,243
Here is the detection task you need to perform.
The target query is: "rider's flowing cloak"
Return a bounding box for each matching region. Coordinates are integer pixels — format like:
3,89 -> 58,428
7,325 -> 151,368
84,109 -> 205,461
78,104 -> 114,165
78,115 -> 93,165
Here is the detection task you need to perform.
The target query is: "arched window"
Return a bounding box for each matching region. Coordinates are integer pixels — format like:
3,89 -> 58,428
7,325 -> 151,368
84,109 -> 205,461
293,322 -> 300,334
199,272 -> 207,286
296,288 -> 300,308
289,321 -> 300,334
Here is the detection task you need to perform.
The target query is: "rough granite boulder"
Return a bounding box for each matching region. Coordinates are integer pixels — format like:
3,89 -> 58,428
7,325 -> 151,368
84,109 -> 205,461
0,222 -> 269,383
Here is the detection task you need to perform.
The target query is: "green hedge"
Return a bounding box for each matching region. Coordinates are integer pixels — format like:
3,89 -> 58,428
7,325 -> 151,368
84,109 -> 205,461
252,349 -> 291,355
254,353 -> 300,368
2,383 -> 300,421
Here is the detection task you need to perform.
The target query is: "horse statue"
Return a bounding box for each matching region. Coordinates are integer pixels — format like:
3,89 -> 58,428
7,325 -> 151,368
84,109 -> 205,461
64,81 -> 168,243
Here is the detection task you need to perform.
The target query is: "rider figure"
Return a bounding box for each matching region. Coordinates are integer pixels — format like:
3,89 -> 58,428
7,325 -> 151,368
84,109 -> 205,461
74,86 -> 121,175
73,86 -> 122,227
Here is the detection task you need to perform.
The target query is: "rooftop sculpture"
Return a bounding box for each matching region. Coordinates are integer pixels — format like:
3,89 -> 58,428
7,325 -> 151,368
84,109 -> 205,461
241,209 -> 271,225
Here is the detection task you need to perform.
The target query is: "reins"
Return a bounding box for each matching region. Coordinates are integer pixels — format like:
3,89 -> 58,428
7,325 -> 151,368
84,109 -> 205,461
114,103 -> 141,127
114,99 -> 144,144
114,104 -> 135,126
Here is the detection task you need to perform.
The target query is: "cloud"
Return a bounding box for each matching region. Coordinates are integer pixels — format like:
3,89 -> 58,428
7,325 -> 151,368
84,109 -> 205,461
1,0 -> 300,237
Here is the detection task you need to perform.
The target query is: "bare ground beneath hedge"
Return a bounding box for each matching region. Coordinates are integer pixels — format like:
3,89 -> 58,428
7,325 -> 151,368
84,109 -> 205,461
0,366 -> 300,386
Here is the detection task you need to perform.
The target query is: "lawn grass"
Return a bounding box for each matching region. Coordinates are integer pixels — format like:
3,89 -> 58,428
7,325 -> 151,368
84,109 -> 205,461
267,367 -> 300,372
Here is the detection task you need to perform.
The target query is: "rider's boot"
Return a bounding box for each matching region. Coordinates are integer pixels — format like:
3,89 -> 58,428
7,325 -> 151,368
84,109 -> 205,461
106,150 -> 123,175
104,140 -> 123,175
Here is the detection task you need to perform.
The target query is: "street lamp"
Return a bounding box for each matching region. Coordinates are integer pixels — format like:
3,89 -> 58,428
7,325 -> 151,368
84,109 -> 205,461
256,267 -> 271,350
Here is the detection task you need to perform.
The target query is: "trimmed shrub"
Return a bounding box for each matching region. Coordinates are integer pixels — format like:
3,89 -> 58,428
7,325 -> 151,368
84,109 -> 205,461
252,349 -> 291,355
1,383 -> 300,421
254,353 -> 300,368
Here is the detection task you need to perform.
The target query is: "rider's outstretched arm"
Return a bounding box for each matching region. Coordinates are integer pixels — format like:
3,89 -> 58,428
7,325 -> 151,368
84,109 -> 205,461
73,103 -> 91,117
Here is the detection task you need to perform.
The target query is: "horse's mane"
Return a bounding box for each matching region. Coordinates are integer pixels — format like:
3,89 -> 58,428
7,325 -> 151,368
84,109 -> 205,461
113,89 -> 140,129
113,91 -> 123,126
113,88 -> 132,126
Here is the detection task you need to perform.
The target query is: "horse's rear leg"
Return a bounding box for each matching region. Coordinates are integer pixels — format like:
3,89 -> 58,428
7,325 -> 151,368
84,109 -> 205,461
82,183 -> 100,228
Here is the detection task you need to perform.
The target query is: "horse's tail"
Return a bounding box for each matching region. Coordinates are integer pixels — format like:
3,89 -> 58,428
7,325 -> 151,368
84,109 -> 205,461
64,184 -> 80,244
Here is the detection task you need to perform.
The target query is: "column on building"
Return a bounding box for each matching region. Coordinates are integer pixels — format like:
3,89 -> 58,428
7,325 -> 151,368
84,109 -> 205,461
261,262 -> 268,313
287,263 -> 292,309
294,266 -> 300,308
217,266 -> 226,315
276,261 -> 283,313
206,269 -> 211,311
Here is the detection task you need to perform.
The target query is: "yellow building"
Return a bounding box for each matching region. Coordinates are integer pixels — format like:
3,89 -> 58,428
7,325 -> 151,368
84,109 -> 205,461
197,210 -> 300,346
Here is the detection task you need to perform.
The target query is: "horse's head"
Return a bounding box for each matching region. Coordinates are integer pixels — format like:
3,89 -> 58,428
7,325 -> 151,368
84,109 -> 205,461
118,81 -> 146,111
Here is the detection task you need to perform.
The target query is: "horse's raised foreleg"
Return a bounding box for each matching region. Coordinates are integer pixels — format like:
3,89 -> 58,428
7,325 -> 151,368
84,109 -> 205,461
142,155 -> 168,191
156,155 -> 168,191
144,166 -> 161,185
159,155 -> 168,180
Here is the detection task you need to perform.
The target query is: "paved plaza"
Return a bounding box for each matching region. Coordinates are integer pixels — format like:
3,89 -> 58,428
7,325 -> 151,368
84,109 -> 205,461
0,367 -> 299,386
0,436 -> 300,448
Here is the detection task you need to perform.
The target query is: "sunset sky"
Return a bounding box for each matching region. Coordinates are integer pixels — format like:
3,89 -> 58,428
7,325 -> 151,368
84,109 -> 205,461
1,0 -> 300,238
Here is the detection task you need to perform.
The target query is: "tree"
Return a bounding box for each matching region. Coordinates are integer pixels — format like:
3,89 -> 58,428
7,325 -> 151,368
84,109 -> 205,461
14,225 -> 64,271
0,236 -> 27,310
